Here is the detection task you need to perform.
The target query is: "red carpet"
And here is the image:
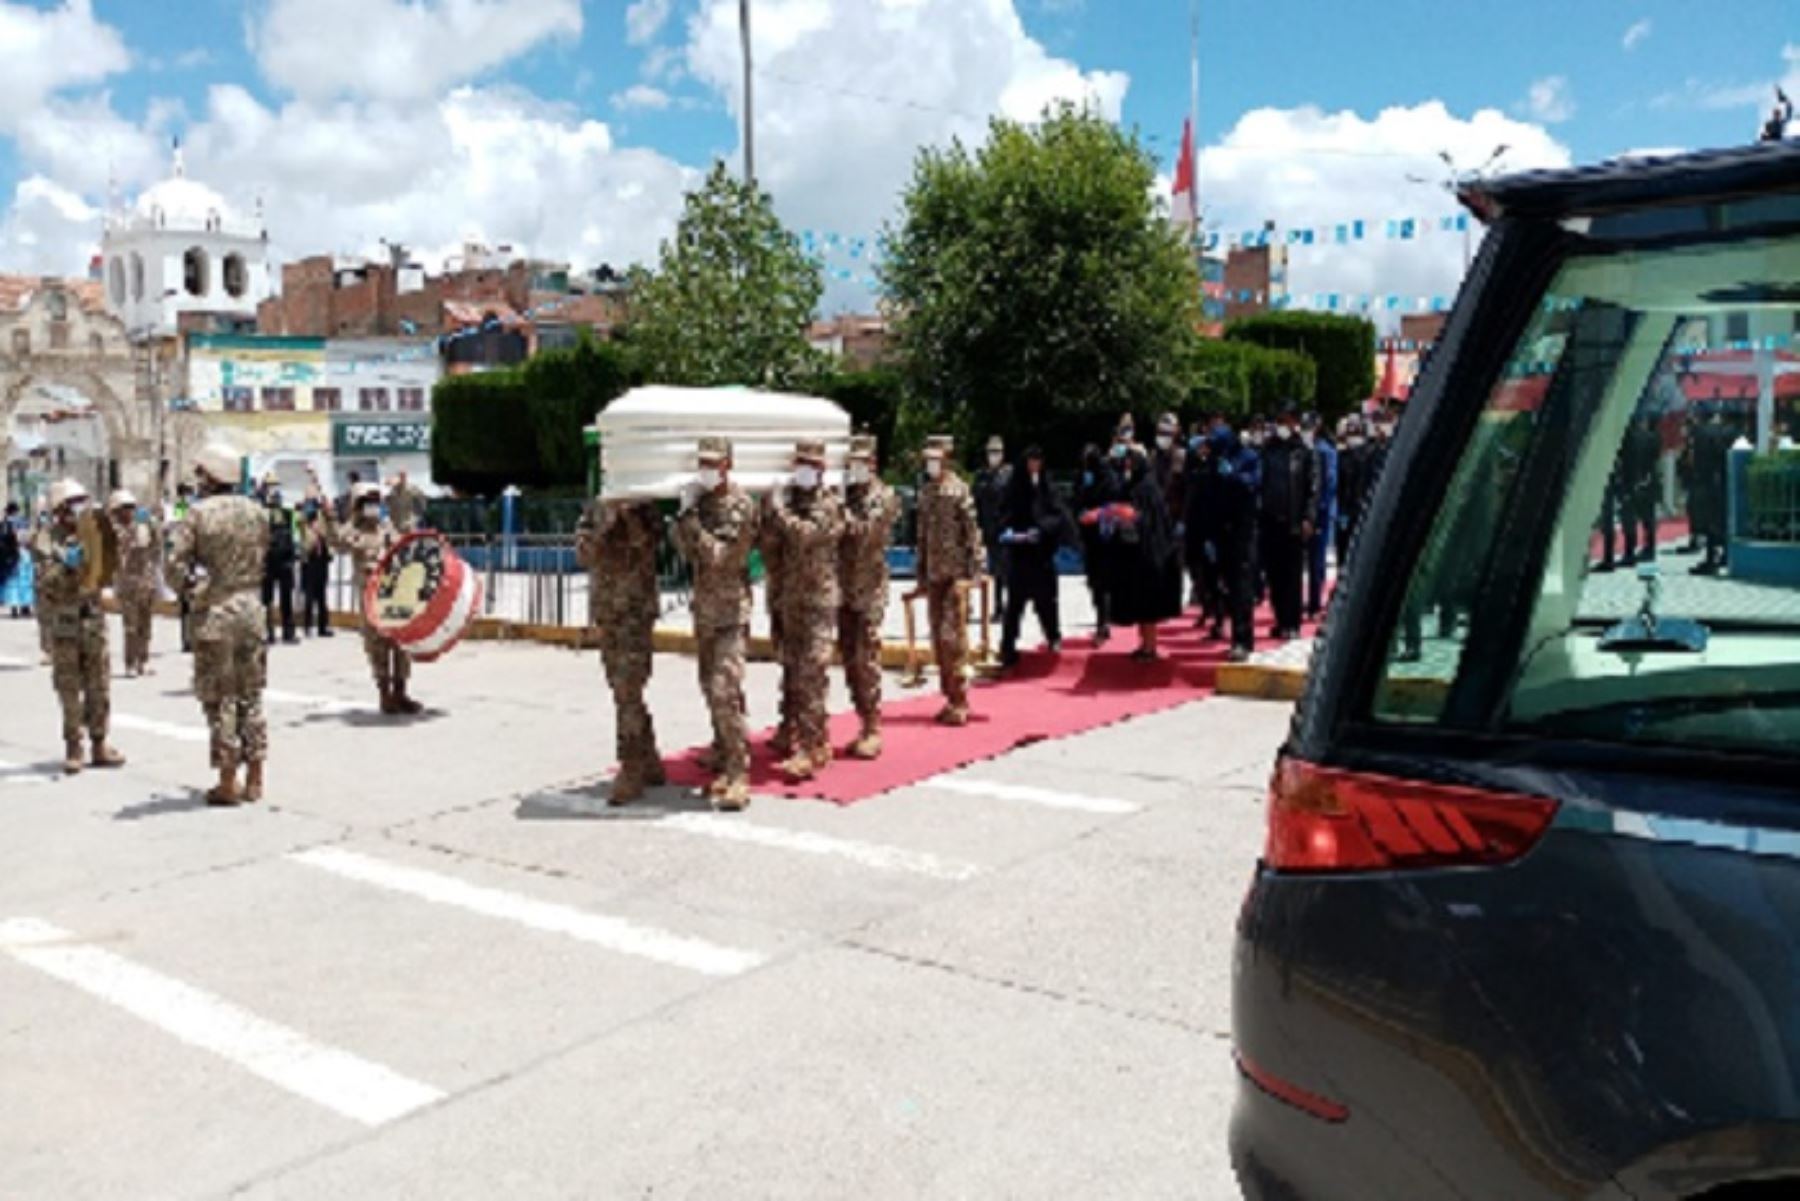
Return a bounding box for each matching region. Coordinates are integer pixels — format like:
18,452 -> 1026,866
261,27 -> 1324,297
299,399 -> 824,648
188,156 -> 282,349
1587,516 -> 1691,561
661,607 -> 1319,806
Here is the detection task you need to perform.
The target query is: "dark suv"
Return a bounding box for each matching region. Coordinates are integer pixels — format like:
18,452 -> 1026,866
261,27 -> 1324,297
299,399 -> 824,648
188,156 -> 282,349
1231,141 -> 1800,1200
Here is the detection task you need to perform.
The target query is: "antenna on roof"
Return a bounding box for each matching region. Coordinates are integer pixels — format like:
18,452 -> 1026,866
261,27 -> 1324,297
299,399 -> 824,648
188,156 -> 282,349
171,135 -> 185,178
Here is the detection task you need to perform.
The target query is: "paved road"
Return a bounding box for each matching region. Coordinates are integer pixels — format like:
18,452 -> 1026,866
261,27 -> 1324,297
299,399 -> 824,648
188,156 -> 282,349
0,613 -> 1285,1200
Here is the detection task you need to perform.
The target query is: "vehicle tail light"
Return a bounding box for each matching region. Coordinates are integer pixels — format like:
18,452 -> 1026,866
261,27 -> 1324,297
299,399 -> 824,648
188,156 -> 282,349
1265,758 -> 1557,873
1236,1051 -> 1350,1123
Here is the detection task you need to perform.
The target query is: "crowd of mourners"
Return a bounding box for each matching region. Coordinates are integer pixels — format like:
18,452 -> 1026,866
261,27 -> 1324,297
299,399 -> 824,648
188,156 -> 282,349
970,403 -> 1398,666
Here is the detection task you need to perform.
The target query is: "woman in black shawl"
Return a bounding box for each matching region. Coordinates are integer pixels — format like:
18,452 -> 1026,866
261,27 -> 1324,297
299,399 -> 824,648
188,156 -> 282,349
1074,443 -> 1118,645
998,445 -> 1071,667
1106,446 -> 1182,659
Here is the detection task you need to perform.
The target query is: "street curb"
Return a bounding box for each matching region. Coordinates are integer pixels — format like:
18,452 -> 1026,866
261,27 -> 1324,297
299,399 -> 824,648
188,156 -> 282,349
1214,661 -> 1308,703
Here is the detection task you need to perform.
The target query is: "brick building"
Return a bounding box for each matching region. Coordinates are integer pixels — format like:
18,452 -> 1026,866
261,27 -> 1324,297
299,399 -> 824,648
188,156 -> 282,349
1222,244 -> 1289,323
807,313 -> 892,370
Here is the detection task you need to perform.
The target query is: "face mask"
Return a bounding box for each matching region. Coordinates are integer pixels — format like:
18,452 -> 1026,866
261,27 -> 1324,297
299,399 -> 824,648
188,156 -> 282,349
699,467 -> 722,490
66,501 -> 87,520
1278,425 -> 1296,440
1346,436 -> 1365,448
987,451 -> 1003,468
1028,468 -> 1041,486
357,502 -> 379,520
848,463 -> 871,486
926,459 -> 943,480
794,465 -> 821,490
1156,435 -> 1173,451
1111,444 -> 1128,461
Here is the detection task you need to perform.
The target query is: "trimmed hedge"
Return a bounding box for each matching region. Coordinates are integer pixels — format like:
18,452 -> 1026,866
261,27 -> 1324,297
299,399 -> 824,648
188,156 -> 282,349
431,337 -> 639,495
1186,338 -> 1317,418
1225,312 -> 1375,421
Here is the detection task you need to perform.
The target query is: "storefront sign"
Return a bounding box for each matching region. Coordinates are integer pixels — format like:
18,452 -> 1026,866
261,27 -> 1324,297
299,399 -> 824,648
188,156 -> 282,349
334,420 -> 430,456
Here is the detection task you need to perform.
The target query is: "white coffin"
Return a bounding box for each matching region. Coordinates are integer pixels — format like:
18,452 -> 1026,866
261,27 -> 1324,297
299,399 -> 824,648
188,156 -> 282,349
596,385 -> 853,500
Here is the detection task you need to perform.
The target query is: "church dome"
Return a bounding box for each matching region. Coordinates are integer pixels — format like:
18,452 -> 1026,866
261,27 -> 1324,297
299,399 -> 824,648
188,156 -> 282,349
125,145 -> 249,235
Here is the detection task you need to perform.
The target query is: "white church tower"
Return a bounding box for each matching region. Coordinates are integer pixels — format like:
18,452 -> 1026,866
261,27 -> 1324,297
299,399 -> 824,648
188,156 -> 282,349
100,141 -> 272,335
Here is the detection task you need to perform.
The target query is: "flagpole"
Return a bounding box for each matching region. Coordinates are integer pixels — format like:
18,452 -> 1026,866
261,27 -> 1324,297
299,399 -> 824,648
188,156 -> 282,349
1189,0 -> 1200,245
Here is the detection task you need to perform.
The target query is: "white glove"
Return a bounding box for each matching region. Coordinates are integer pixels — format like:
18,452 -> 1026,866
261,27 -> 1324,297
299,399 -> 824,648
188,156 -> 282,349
680,483 -> 701,513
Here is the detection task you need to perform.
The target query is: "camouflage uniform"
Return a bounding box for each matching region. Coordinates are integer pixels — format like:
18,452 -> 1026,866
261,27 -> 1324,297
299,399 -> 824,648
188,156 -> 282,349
576,499 -> 665,798
758,505 -> 792,750
323,503 -> 412,701
767,460 -> 846,775
672,450 -> 759,802
839,451 -> 899,752
30,518 -> 112,755
387,482 -> 428,533
169,495 -> 270,769
916,443 -> 984,719
113,509 -> 163,674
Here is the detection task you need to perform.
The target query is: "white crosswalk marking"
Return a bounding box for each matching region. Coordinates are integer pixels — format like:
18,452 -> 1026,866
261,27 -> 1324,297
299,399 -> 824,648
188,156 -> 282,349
0,758 -> 53,786
0,653 -> 30,669
656,812 -> 982,881
111,713 -> 209,743
924,776 -> 1140,815
288,847 -> 765,977
0,918 -> 444,1126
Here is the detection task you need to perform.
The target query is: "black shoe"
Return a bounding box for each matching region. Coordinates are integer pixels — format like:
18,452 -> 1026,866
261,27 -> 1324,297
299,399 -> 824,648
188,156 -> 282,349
1691,561 -> 1720,577
318,628 -> 334,638
1593,559 -> 1617,574
1047,639 -> 1062,653
283,635 -> 300,645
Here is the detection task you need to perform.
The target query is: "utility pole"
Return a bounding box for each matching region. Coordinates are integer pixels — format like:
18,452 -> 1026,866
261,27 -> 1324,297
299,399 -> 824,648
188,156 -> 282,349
740,0 -> 755,187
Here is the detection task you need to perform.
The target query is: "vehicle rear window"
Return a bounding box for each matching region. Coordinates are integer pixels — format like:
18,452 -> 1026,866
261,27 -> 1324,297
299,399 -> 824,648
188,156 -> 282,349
1371,230 -> 1800,758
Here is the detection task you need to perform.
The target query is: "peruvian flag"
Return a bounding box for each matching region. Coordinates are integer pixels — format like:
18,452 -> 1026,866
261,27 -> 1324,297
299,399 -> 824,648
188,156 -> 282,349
1170,118 -> 1197,233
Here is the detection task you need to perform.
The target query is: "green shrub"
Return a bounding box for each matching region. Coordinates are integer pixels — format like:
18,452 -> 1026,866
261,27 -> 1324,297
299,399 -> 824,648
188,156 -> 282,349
1185,338 -> 1317,418
1225,312 -> 1375,420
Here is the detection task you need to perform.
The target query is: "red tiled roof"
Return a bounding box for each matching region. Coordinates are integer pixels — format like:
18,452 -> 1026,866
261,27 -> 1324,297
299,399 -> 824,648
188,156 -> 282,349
0,274 -> 108,316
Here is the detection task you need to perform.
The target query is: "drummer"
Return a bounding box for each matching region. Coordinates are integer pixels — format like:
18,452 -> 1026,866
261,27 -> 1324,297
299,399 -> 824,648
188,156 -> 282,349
308,467 -> 421,715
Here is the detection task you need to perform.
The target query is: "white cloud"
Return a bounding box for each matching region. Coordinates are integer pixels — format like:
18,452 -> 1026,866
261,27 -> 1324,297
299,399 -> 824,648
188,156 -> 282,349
682,0 -> 1129,309
248,0 -> 583,102
1651,44 -> 1800,115
0,0 -> 130,131
626,0 -> 676,45
1194,102 -> 1571,327
1622,18 -> 1652,51
0,176 -> 103,273
1523,75 -> 1576,124
612,83 -> 672,111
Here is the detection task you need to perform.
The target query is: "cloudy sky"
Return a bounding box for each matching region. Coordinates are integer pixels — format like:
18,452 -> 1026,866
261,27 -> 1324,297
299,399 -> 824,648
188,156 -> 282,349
0,0 -> 1793,316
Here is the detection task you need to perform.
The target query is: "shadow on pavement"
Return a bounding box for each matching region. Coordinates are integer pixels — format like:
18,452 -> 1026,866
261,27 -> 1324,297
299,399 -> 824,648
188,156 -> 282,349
114,791 -> 217,821
515,781 -> 714,822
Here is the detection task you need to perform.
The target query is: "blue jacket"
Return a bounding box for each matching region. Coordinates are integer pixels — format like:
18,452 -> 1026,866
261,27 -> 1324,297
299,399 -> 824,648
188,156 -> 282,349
1313,437 -> 1339,531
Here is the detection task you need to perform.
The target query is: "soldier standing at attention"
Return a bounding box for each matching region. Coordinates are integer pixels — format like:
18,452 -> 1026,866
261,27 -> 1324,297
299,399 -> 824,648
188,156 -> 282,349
838,434 -> 899,759
575,497 -> 667,805
386,470 -> 428,534
170,446 -> 271,805
311,471 -> 421,714
766,439 -> 846,781
672,437 -> 760,811
759,470 -> 794,759
109,489 -> 162,677
916,435 -> 984,726
32,480 -> 127,774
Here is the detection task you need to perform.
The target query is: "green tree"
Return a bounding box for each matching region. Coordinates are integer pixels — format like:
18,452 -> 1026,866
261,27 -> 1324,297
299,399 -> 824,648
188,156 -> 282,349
629,162 -> 824,389
1224,312 -> 1375,421
882,104 -> 1200,460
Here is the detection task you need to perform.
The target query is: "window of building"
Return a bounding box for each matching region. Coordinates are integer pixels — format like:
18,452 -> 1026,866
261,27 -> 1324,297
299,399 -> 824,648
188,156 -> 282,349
89,333 -> 105,356
223,253 -> 248,300
108,259 -> 125,305
358,388 -> 391,412
222,386 -> 254,413
261,387 -> 296,412
311,387 -> 342,413
131,253 -> 145,302
11,329 -> 28,357
183,247 -> 210,298
1725,311 -> 1751,342
48,322 -> 69,351
397,387 -> 425,412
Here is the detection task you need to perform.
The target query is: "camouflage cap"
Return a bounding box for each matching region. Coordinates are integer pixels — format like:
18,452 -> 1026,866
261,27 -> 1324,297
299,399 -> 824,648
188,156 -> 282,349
985,435 -> 1004,452
793,438 -> 828,465
848,434 -> 878,460
697,436 -> 733,465
923,434 -> 954,458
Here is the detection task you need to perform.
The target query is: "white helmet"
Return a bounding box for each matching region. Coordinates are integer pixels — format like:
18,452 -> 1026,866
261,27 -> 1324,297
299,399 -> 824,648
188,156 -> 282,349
47,478 -> 89,511
351,482 -> 383,504
193,444 -> 240,488
108,489 -> 137,512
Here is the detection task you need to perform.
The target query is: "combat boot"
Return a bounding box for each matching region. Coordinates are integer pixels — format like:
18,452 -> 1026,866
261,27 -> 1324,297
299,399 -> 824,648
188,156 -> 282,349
934,703 -> 970,727
90,738 -> 125,769
207,755 -> 241,807
62,737 -> 84,775
644,757 -> 668,787
847,718 -> 883,761
243,761 -> 264,803
378,683 -> 400,715
767,725 -> 795,759
779,752 -> 817,782
715,777 -> 751,812
392,686 -> 423,716
609,766 -> 646,806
